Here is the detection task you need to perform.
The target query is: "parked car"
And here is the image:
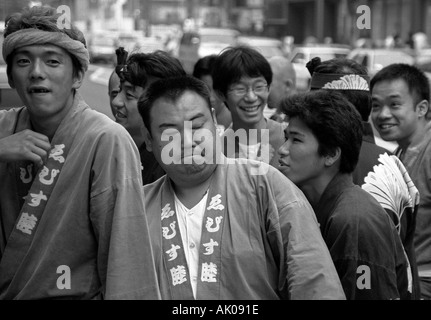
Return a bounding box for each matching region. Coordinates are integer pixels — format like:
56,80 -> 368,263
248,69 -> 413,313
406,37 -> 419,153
289,44 -> 351,92
0,32 -> 22,109
237,36 -> 285,60
88,32 -> 117,65
347,48 -> 415,77
178,27 -> 240,74
413,48 -> 431,73
133,36 -> 166,54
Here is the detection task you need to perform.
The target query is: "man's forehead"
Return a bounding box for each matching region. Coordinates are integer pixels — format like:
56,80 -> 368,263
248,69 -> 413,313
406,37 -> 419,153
151,92 -> 210,120
121,80 -> 143,92
373,78 -> 409,91
15,44 -> 67,55
234,76 -> 267,85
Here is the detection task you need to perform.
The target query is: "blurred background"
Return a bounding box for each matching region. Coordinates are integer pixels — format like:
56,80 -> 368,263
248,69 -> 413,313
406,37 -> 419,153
1,0 -> 431,134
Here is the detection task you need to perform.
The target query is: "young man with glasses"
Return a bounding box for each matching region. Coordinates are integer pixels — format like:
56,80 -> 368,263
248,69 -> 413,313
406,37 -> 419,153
212,46 -> 285,170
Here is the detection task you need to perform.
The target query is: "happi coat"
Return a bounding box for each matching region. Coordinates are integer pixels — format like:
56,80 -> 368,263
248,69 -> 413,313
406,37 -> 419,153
395,122 -> 431,287
0,94 -> 160,300
315,173 -> 411,300
144,157 -> 346,300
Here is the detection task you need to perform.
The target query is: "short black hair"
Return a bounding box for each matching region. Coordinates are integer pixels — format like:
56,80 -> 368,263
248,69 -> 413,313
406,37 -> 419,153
123,50 -> 186,88
211,45 -> 272,96
370,63 -> 430,106
192,54 -> 217,79
279,90 -> 363,173
138,75 -> 212,136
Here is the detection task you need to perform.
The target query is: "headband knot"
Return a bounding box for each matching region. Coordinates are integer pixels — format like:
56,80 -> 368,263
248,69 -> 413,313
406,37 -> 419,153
310,73 -> 370,91
2,28 -> 89,72
115,47 -> 129,81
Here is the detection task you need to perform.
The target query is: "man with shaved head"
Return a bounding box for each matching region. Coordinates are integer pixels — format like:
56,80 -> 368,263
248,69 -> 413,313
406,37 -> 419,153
264,55 -> 296,121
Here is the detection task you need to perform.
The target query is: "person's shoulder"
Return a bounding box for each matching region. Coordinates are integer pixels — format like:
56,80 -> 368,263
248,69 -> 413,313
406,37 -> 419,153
266,118 -> 286,131
143,177 -> 166,203
80,108 -> 130,137
334,184 -> 388,221
225,158 -> 295,186
362,140 -> 392,155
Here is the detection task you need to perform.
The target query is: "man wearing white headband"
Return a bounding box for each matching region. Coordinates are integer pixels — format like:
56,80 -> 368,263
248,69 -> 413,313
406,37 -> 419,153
0,6 -> 160,299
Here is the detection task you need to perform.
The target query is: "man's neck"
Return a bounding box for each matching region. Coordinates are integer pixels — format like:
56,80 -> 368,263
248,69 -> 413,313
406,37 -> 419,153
232,117 -> 267,144
398,120 -> 429,151
299,171 -> 337,210
172,169 -> 215,209
28,92 -> 76,141
30,115 -> 62,142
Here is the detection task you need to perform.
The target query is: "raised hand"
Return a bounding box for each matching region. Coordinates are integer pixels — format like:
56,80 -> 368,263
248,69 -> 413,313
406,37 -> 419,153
0,129 -> 51,166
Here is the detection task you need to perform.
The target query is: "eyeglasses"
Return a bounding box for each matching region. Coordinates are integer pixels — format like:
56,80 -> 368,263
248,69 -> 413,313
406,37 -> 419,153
228,83 -> 269,97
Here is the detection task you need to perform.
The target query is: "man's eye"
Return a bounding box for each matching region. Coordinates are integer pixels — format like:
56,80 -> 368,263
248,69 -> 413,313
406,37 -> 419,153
16,59 -> 30,65
234,88 -> 246,94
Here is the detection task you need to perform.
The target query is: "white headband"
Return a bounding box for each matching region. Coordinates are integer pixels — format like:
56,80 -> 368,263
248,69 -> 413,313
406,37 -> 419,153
2,28 -> 90,71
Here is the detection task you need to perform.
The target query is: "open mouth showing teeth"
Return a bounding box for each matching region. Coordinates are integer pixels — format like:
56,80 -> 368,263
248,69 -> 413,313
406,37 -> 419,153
240,105 -> 259,112
116,112 -> 126,119
380,124 -> 395,129
30,89 -> 49,93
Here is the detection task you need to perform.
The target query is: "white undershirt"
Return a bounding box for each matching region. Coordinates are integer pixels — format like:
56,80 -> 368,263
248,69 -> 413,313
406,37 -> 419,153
174,191 -> 208,299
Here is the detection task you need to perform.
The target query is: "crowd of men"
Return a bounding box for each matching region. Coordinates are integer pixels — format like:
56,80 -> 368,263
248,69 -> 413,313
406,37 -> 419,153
0,5 -> 430,300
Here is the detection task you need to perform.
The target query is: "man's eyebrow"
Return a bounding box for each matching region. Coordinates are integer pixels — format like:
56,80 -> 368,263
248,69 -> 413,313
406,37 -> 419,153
15,49 -> 64,56
288,130 -> 305,137
388,93 -> 403,98
121,82 -> 135,91
158,113 -> 206,129
189,113 -> 205,121
158,122 -> 178,130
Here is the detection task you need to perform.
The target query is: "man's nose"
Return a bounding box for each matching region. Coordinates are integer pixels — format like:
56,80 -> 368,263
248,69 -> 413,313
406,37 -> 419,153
377,105 -> 392,119
30,60 -> 46,79
278,140 -> 290,156
111,92 -> 124,109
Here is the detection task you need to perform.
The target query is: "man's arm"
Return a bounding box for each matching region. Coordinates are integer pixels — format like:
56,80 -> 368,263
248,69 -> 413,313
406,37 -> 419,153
88,124 -> 161,300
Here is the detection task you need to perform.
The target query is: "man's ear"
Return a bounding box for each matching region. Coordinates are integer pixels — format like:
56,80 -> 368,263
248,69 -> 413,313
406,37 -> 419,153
417,99 -> 429,118
324,147 -> 341,167
142,124 -> 153,152
72,69 -> 85,90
